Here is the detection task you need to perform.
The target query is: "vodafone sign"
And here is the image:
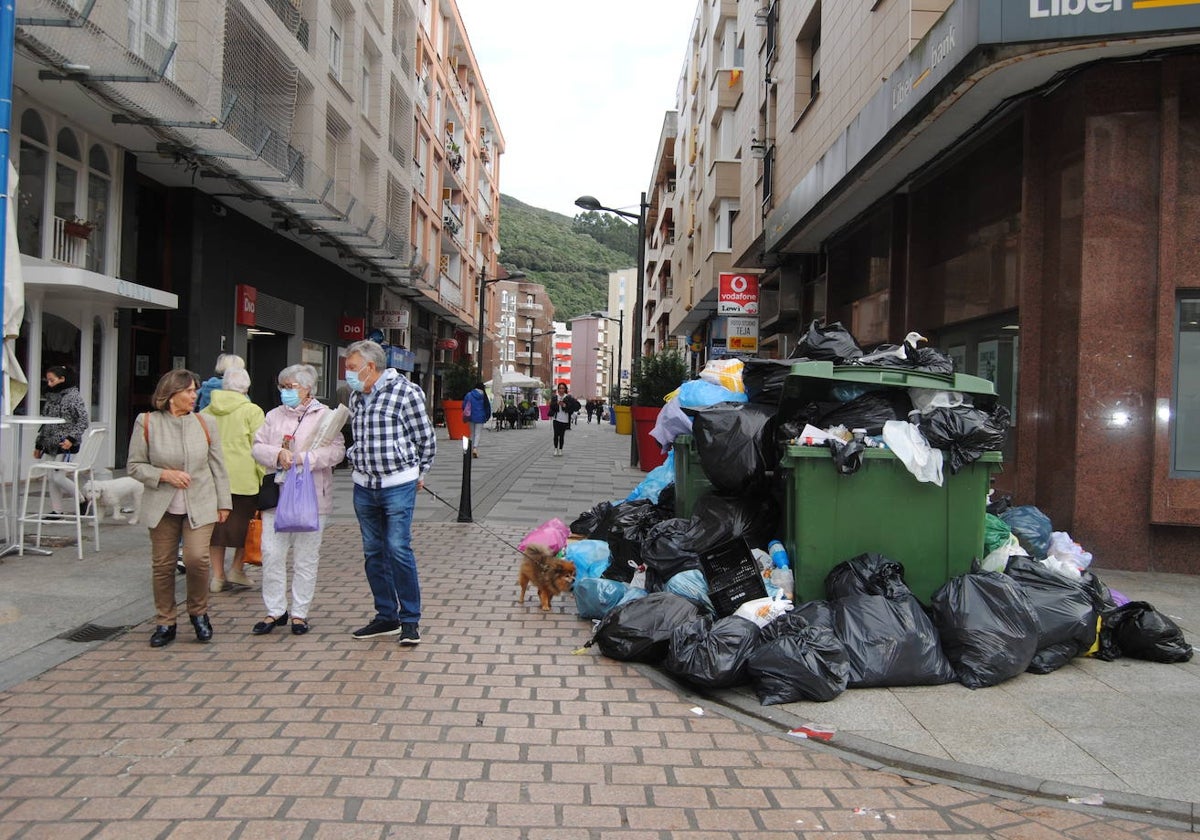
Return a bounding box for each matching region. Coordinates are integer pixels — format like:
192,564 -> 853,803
717,273 -> 759,316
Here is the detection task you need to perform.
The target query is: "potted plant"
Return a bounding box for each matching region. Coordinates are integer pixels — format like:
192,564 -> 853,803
630,349 -> 688,471
63,216 -> 97,240
441,357 -> 478,440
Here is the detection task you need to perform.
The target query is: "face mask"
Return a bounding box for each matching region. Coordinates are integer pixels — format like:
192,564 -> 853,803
345,370 -> 365,393
279,388 -> 301,408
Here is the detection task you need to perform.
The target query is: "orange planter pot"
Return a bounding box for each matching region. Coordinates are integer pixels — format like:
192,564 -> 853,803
443,400 -> 469,440
631,405 -> 667,472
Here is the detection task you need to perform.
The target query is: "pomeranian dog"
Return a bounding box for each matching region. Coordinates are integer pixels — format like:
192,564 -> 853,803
517,545 -> 576,611
82,476 -> 144,524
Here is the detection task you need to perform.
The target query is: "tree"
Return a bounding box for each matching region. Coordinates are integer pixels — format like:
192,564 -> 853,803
571,211 -> 637,259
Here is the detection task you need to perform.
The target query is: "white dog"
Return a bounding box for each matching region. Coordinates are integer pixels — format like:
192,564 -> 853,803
82,477 -> 144,524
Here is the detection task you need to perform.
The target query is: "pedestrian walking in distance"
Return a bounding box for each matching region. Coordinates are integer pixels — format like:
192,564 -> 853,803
549,382 -> 580,456
343,340 -> 436,644
462,381 -> 489,459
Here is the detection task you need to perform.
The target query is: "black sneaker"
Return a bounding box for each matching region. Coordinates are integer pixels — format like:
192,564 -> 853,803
398,623 -> 421,646
351,619 -> 402,639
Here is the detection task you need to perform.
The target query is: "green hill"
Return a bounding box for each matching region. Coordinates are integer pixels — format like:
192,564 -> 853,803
497,194 -> 636,322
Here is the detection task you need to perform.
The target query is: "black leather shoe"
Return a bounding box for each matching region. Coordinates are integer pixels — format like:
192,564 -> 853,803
190,614 -> 213,643
251,612 -> 289,635
290,619 -> 310,635
149,625 -> 176,648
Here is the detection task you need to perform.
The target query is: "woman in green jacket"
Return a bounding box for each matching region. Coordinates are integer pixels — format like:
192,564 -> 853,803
201,367 -> 265,592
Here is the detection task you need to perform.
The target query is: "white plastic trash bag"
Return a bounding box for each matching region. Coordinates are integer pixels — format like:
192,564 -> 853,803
881,420 -> 944,486
699,358 -> 745,392
979,534 -> 1028,573
733,596 -> 794,628
909,387 -> 964,414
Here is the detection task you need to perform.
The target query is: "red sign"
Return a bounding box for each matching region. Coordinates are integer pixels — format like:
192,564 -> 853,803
235,284 -> 257,326
339,317 -> 366,342
435,338 -> 459,350
717,273 -> 760,315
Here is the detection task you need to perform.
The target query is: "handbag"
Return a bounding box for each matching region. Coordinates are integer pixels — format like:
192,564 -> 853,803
244,513 -> 263,565
274,454 -> 320,532
257,473 -> 280,510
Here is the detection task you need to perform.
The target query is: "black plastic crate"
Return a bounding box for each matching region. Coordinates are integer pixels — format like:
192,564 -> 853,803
699,537 -> 767,617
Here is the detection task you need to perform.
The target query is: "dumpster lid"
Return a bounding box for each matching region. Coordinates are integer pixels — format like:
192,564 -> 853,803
779,360 -> 996,421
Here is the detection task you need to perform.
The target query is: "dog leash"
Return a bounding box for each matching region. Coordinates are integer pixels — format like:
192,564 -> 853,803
420,485 -> 527,554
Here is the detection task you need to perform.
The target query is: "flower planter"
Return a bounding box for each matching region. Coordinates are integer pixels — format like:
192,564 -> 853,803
632,405 -> 667,472
613,405 -> 632,435
443,400 -> 469,440
63,221 -> 94,240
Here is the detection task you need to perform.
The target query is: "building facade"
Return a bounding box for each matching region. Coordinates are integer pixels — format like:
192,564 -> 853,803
651,0 -> 1200,571
490,277 -> 554,387
6,0 -> 503,466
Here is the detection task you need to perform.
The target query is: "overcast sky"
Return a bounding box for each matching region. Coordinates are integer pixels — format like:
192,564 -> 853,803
454,0 -> 699,220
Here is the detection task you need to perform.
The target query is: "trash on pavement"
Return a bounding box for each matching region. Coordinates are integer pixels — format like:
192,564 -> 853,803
930,572 -> 1040,688
665,615 -> 761,688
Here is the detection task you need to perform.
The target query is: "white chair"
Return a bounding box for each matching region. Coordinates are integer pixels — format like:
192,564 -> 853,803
20,426 -> 106,560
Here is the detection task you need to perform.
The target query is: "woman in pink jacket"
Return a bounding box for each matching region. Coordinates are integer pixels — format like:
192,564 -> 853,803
250,364 -> 346,635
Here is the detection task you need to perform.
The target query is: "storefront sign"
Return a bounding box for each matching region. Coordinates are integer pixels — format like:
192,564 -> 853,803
235,284 -> 256,326
717,273 -> 760,315
339,317 -> 366,342
372,309 -> 409,330
726,317 -> 759,353
435,338 -> 459,350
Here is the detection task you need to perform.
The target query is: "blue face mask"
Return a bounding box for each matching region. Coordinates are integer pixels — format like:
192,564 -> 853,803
345,370 -> 365,393
279,388 -> 301,408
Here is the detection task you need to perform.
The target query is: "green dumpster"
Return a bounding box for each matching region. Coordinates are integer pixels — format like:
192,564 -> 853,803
672,434 -> 714,519
779,360 -> 1003,603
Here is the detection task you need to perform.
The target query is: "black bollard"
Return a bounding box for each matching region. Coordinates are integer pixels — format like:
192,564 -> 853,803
456,436 -> 473,522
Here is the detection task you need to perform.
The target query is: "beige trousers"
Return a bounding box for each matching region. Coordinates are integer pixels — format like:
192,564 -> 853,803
149,514 -> 214,626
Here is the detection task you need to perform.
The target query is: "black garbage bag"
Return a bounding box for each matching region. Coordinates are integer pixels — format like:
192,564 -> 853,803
742,358 -> 794,406
857,345 -> 956,375
1004,556 -> 1098,663
747,620 -> 849,705
825,553 -> 910,601
590,592 -> 702,663
664,615 -> 761,689
828,437 -> 867,475
919,404 -> 1010,474
1027,641 -> 1080,675
686,492 -> 780,553
640,518 -> 700,590
602,500 -> 672,582
1079,570 -> 1118,612
833,594 -> 957,688
1095,601 -> 1193,663
930,572 -> 1039,688
759,600 -> 837,640
686,402 -> 778,494
819,390 -> 913,435
794,320 -> 863,362
999,506 -> 1053,559
570,500 -> 618,540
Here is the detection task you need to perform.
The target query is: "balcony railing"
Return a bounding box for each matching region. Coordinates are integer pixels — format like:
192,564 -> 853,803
52,216 -> 88,267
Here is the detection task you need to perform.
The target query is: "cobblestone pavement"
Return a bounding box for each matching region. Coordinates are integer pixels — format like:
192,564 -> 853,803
0,513 -> 1192,837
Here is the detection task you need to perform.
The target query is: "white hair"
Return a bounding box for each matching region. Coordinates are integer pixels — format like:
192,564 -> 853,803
277,364 -> 317,391
346,340 -> 386,370
222,367 -> 251,393
214,353 -> 245,375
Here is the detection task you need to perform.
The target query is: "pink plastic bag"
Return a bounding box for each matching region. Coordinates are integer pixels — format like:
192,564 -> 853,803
519,518 -> 570,554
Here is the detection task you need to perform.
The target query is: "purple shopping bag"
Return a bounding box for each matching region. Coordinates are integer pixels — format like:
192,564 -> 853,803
274,454 -> 320,532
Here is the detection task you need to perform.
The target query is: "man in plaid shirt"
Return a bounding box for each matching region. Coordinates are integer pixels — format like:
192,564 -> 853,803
343,340 -> 437,644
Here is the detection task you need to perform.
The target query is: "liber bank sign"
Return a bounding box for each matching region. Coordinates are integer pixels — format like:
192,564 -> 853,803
985,0 -> 1200,42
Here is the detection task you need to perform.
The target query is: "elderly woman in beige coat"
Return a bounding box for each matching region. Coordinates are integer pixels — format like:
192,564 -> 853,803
128,369 -> 232,649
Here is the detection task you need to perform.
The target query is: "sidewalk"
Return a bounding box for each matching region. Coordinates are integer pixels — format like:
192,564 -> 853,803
0,416 -> 1196,836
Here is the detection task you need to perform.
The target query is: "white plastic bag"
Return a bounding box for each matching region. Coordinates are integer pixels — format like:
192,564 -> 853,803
909,388 -> 964,414
733,596 -> 794,628
979,534 -> 1027,573
1048,531 -> 1093,571
881,420 -> 944,486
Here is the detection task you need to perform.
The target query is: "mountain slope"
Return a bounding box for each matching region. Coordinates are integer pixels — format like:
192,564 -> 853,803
497,194 -> 635,322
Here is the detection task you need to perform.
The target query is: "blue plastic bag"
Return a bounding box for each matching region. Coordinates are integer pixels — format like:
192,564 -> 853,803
664,569 -> 716,615
274,455 -> 320,533
625,451 -> 676,503
1000,506 -> 1053,559
677,380 -> 748,408
575,578 -> 645,620
564,540 -> 611,580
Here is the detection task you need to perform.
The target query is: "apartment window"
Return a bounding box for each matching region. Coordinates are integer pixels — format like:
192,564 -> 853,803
325,108 -> 350,192
127,0 -> 176,78
793,4 -> 822,122
85,145 -> 111,274
328,8 -> 345,82
1174,298 -> 1200,475
715,200 -> 738,252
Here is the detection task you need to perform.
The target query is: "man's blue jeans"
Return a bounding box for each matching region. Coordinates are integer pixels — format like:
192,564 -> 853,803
353,480 -> 420,624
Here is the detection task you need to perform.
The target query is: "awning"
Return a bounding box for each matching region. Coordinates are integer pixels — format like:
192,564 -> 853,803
485,370 -> 542,389
20,256 -> 178,310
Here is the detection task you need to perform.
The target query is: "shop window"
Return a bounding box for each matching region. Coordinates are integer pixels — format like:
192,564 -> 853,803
18,110 -> 49,258
826,204 -> 891,346
302,339 -> 328,398
1173,299 -> 1200,475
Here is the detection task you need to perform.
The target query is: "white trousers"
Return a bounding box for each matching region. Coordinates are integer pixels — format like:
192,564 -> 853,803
45,454 -> 82,512
260,510 -> 327,620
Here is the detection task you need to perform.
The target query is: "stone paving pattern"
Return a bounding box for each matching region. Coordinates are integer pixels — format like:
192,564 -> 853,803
0,417 -> 1194,836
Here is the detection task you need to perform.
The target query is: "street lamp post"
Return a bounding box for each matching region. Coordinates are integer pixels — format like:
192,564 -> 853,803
476,266 -> 526,379
576,193 -> 648,467
527,325 -> 556,383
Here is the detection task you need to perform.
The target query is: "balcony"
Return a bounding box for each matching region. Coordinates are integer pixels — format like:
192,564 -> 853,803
517,300 -> 544,313
712,68 -> 743,111
52,216 -> 90,267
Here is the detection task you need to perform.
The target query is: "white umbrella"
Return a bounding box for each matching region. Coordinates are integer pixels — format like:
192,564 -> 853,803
485,370 -> 542,390
3,162 -> 28,414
